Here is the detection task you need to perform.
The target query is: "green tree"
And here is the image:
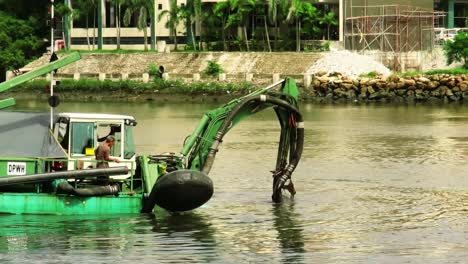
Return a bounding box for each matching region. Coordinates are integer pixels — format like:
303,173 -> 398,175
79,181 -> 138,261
183,0 -> 197,50
443,32 -> 468,69
0,12 -> 44,81
55,2 -> 73,49
226,0 -> 255,51
319,11 -> 337,40
286,0 -> 318,51
213,1 -> 231,50
74,0 -> 98,49
267,0 -> 290,50
185,0 -> 202,50
124,0 -> 154,51
111,0 -> 125,50
158,0 -> 184,51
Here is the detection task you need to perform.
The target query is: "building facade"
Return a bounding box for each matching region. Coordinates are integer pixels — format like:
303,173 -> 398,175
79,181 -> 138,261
434,0 -> 468,28
66,0 -> 467,51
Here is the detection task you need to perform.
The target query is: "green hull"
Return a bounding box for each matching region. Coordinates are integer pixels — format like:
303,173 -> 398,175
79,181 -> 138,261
0,192 -> 143,215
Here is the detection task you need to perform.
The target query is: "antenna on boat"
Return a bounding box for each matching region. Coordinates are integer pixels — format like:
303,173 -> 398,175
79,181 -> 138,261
49,0 -> 56,130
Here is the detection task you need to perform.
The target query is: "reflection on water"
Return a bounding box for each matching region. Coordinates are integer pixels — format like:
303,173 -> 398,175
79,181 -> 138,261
2,100 -> 468,263
271,202 -> 305,264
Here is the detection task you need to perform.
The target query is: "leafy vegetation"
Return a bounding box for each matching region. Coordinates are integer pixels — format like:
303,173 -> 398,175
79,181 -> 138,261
0,11 -> 45,81
158,0 -> 185,51
203,61 -> 224,76
382,67 -> 468,78
443,32 -> 468,69
358,71 -> 379,78
123,0 -> 154,51
425,68 -> 468,75
148,64 -> 160,76
15,78 -> 255,96
57,49 -> 158,54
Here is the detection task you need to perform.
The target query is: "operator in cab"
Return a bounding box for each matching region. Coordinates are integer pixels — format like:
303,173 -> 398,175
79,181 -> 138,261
95,135 -> 120,168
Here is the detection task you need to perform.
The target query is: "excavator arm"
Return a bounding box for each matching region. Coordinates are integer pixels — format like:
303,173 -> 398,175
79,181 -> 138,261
0,52 -> 81,109
144,78 -> 304,212
181,78 -> 303,200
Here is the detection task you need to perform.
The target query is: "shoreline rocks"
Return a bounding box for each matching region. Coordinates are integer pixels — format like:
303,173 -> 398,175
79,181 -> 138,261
301,73 -> 468,104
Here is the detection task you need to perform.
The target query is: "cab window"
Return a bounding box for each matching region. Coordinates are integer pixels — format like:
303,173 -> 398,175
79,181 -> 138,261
71,122 -> 95,156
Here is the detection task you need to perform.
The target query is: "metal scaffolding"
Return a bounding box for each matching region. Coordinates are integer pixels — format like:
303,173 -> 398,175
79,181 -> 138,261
344,5 -> 445,71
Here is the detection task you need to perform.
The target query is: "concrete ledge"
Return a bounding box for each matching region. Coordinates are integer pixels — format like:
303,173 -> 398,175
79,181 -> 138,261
5,71 -> 14,81
272,73 -> 280,83
218,73 -> 226,81
73,73 -> 80,81
142,73 -> 149,83
245,73 -> 253,82
99,73 -> 106,81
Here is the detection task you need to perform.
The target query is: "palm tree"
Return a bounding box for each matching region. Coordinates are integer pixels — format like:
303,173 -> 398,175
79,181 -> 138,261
123,0 -> 154,51
319,11 -> 337,40
266,0 -> 289,50
286,0 -> 317,51
213,1 -> 231,51
185,0 -> 201,50
111,0 -> 125,49
226,0 -> 255,51
158,0 -> 184,51
54,2 -> 73,49
72,0 -> 97,49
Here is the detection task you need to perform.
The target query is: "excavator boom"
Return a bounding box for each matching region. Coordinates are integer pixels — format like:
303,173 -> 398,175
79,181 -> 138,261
180,78 -> 304,202
0,52 -> 81,109
144,78 -> 304,212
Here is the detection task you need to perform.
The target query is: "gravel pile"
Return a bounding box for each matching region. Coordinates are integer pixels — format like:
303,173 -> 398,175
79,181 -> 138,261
307,50 -> 391,78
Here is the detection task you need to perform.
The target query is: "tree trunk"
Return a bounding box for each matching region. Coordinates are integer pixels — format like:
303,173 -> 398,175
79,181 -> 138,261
296,19 -> 300,52
92,7 -> 96,49
222,21 -> 226,51
116,4 -> 121,50
327,24 -> 330,40
244,26 -> 249,51
191,23 -> 196,50
264,17 -> 271,52
86,15 -> 90,50
274,20 -> 278,51
198,20 -> 202,50
144,27 -> 148,51
174,29 -> 178,50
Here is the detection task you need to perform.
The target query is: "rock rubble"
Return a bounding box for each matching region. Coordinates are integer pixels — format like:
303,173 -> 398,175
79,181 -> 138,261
307,50 -> 391,78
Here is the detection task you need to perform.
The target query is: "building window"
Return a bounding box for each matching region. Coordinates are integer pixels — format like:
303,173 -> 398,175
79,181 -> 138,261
181,3 -> 185,7
158,4 -> 162,10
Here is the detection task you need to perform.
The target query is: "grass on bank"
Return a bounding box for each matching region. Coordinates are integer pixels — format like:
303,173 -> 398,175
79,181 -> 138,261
57,49 -> 159,55
15,78 -> 255,95
359,67 -> 468,78
398,67 -> 468,76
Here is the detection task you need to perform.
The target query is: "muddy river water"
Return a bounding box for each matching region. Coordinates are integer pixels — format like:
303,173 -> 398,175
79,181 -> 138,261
1,100 -> 467,263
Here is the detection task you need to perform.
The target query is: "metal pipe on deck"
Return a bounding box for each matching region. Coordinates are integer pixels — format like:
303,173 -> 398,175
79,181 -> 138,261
0,167 -> 129,186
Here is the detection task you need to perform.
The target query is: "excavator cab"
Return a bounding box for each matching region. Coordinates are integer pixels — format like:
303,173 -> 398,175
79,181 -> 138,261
52,113 -> 137,179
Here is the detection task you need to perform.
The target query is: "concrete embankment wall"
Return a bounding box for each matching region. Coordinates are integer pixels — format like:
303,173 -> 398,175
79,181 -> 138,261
18,51 -> 468,104
26,52 -> 322,76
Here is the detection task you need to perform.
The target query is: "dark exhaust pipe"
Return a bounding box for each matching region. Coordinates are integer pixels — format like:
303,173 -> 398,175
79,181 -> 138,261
56,180 -> 120,197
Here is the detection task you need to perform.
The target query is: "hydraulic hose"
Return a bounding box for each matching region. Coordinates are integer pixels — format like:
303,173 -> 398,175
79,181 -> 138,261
201,94 -> 304,174
200,94 -> 304,202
